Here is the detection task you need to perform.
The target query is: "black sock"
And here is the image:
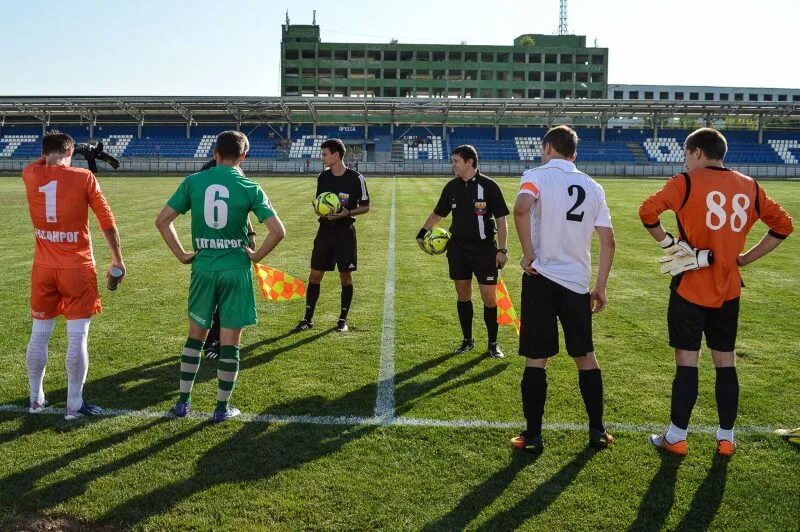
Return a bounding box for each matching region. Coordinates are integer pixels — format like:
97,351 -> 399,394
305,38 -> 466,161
483,305 -> 498,344
670,365 -> 699,430
340,284 -> 353,320
578,368 -> 605,432
457,300 -> 473,340
715,367 -> 739,430
304,283 -> 321,322
521,366 -> 547,437
204,309 -> 220,350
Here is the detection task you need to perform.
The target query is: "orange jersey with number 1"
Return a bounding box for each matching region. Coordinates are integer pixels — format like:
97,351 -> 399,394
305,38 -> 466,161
22,158 -> 116,268
639,167 -> 793,308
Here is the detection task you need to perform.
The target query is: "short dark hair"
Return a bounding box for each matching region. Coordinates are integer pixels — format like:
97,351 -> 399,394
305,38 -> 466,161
451,144 -> 478,168
42,130 -> 74,156
215,131 -> 249,160
684,127 -> 727,161
542,125 -> 578,158
321,138 -> 346,159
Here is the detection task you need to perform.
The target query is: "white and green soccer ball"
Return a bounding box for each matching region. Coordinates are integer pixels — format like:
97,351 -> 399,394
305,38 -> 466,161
424,227 -> 451,255
314,192 -> 341,216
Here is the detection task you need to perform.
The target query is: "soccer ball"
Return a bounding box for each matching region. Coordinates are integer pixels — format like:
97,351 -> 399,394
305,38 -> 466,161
424,227 -> 451,255
314,192 -> 341,216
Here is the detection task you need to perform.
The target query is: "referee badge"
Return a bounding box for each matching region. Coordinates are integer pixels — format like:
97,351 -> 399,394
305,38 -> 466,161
473,200 -> 487,216
338,192 -> 350,206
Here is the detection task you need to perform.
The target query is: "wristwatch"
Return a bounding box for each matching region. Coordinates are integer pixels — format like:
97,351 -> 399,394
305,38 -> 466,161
497,248 -> 508,254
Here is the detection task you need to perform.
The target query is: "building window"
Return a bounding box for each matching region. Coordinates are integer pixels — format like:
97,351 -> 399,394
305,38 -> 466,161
528,89 -> 541,98
576,90 -> 588,98
544,89 -> 557,98
689,92 -> 699,100
334,50 -> 347,61
560,53 -> 573,64
513,71 -> 525,82
561,71 -> 573,82
400,50 -> 413,61
591,55 -> 604,65
350,50 -> 364,61
318,49 -> 332,60
749,93 -> 758,101
384,50 -> 396,61
497,71 -> 510,81
464,69 -> 477,80
720,93 -> 729,101
432,69 -> 445,80
559,89 -> 572,99
576,72 -> 589,83
433,51 -> 446,62
384,69 -> 397,79
705,92 -> 715,100
591,90 -> 603,98
480,88 -> 493,98
629,90 -> 639,99
793,95 -> 800,102
675,92 -> 684,100
450,51 -> 463,62
465,52 -> 478,62
367,50 -> 380,61
544,71 -> 557,82
575,54 -> 589,65
481,71 -> 493,81
660,91 -> 669,99
512,89 -> 525,98
644,91 -> 654,100
528,71 -> 541,82
285,49 -> 299,60
545,53 -> 558,64
384,87 -> 397,97
591,72 -> 604,83
513,53 -> 526,63
286,67 -> 299,78
778,94 -> 787,102
417,51 -> 430,61
763,94 -> 773,101
529,53 -> 542,63
481,52 -> 494,62
497,52 -> 510,62
613,90 -> 623,99
734,93 -> 743,101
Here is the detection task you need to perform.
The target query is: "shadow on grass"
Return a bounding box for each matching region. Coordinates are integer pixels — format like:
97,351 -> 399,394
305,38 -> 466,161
422,451 -> 536,531
477,447 -> 598,530
675,454 -> 729,531
5,328 -> 335,415
628,452 -> 684,532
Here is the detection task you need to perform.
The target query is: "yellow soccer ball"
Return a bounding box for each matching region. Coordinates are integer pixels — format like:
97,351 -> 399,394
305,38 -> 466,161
424,227 -> 451,255
314,192 -> 341,216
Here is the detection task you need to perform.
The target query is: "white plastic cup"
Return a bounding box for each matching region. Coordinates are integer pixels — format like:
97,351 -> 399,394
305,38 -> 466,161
108,266 -> 124,291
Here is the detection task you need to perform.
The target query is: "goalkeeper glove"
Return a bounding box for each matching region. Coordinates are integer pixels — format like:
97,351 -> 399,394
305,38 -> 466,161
658,247 -> 713,276
93,142 -> 120,170
657,232 -> 689,255
73,142 -> 120,172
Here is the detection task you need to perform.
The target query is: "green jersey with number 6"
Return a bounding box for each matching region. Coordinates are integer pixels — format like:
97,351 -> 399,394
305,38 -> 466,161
167,165 -> 275,272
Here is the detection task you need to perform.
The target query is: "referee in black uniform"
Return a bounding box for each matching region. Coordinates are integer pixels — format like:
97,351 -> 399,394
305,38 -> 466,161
417,144 -> 510,358
292,138 -> 370,333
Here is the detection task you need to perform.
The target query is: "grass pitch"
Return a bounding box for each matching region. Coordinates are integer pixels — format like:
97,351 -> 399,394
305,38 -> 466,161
0,176 -> 798,530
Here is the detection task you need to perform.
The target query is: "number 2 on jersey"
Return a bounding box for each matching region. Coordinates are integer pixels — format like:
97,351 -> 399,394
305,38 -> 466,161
566,185 -> 586,222
705,191 -> 750,232
38,180 -> 58,223
204,185 -> 229,229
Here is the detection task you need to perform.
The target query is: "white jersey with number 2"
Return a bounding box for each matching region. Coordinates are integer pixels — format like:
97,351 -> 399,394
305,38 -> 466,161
518,159 -> 612,294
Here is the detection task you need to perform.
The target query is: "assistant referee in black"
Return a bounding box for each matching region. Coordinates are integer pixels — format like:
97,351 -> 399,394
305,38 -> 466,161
417,144 -> 510,358
292,138 -> 370,333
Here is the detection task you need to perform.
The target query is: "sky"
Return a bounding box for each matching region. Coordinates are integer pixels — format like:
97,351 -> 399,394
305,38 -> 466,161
0,0 -> 797,96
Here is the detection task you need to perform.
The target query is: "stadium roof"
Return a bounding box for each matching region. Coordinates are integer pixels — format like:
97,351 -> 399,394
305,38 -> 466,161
1,96 -> 798,127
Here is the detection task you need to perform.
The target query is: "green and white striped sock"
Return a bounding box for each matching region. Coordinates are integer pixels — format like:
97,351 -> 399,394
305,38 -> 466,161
178,338 -> 204,403
216,345 -> 240,413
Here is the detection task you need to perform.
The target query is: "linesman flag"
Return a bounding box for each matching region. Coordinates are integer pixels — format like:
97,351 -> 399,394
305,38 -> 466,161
496,278 -> 520,335
253,264 -> 307,301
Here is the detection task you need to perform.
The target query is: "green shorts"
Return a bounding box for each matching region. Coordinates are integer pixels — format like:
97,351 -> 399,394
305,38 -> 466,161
188,267 -> 256,330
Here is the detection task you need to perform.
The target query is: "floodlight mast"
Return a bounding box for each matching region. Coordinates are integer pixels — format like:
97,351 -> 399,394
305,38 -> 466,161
559,0 -> 568,35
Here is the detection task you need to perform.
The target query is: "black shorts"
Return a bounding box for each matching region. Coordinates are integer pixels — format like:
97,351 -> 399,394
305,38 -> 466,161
447,240 -> 498,285
310,224 -> 357,272
668,290 -> 739,352
519,273 -> 594,359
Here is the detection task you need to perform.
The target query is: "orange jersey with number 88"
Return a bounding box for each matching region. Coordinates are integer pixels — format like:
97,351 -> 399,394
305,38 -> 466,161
639,167 -> 793,308
22,158 -> 116,268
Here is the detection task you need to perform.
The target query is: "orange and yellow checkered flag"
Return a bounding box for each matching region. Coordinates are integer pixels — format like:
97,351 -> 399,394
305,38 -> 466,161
496,278 -> 520,336
253,264 -> 307,301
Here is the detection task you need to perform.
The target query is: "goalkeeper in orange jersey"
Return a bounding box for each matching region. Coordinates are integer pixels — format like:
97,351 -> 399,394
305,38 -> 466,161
22,130 -> 126,420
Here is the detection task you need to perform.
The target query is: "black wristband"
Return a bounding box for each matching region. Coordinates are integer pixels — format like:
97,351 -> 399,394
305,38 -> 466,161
416,228 -> 428,240
247,231 -> 256,237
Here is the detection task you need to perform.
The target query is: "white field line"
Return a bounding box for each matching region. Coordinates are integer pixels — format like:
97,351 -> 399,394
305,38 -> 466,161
0,404 -> 782,436
374,177 -> 396,420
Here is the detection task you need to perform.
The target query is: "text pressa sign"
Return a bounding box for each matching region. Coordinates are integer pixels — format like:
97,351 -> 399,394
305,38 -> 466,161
339,127 -> 357,132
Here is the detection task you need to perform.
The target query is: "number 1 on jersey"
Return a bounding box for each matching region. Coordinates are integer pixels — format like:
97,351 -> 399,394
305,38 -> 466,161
38,180 -> 57,223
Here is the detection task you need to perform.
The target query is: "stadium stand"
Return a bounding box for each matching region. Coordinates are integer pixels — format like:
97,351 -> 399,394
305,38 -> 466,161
2,124 -> 800,164
402,136 -> 443,160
